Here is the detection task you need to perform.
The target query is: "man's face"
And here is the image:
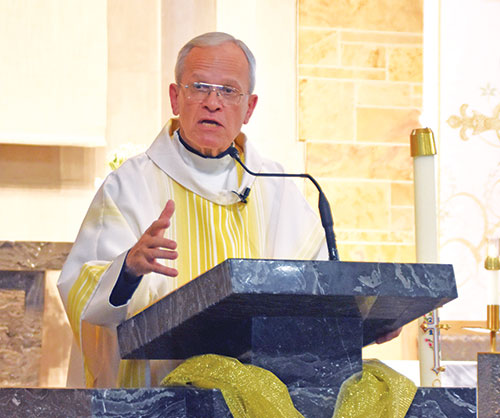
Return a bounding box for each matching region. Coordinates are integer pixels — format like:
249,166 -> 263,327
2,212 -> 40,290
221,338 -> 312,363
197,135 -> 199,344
169,43 -> 258,157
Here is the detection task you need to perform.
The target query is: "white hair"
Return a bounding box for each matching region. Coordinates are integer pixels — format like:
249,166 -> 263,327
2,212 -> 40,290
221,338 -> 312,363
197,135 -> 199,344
175,32 -> 256,93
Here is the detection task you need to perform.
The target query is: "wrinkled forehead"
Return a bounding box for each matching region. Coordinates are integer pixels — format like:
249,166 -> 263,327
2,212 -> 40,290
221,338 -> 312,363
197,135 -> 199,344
181,43 -> 251,91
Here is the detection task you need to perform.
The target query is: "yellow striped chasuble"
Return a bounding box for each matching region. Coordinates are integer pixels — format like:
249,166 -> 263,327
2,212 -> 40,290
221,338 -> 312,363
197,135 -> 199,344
68,178 -> 263,387
61,119 -> 325,388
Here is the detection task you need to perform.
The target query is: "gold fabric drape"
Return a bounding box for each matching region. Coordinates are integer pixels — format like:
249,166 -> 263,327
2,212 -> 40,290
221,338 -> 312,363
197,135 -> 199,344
162,355 -> 417,418
333,359 -> 417,418
161,354 -> 303,418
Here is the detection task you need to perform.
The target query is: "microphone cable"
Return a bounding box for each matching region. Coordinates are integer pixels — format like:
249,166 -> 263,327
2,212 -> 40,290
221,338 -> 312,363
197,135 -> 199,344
228,147 -> 339,261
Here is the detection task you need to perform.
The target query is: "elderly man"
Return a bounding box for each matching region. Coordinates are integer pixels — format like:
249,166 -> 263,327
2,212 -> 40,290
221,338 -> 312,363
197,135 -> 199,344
58,32 -> 327,388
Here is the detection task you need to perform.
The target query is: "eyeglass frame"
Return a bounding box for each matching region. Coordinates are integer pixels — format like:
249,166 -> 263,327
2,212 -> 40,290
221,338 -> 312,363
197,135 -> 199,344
180,81 -> 248,105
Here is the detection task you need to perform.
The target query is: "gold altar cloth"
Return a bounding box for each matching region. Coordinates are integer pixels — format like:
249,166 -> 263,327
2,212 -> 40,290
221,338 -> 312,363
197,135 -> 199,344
161,354 -> 303,418
333,359 -> 417,418
162,355 -> 416,418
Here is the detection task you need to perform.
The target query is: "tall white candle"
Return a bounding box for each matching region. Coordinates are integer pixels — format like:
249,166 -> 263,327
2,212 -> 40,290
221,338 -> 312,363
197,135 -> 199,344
414,155 -> 438,263
486,238 -> 500,305
488,270 -> 500,305
411,128 -> 442,387
487,239 -> 499,259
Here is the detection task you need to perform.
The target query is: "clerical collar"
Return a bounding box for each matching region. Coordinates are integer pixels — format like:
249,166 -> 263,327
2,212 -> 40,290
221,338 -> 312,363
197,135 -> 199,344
177,130 -> 234,159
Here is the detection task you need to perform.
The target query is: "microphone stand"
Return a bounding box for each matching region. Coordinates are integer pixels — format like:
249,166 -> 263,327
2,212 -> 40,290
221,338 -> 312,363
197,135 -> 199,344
228,147 -> 339,261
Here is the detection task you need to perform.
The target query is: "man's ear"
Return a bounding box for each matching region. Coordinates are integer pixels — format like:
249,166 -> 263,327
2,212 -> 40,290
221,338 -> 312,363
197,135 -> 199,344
169,83 -> 180,115
243,94 -> 258,124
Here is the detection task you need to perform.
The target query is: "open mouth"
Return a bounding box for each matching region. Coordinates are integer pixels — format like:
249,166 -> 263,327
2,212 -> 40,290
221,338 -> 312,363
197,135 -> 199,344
199,119 -> 222,127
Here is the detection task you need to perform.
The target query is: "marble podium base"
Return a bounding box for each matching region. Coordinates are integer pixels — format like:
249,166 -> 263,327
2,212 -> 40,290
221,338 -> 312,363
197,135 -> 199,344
0,386 -> 476,418
0,387 -> 232,418
477,353 -> 500,417
407,388 -> 476,417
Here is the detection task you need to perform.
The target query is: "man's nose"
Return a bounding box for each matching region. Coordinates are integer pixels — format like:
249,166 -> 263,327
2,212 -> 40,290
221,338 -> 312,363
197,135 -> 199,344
203,89 -> 222,109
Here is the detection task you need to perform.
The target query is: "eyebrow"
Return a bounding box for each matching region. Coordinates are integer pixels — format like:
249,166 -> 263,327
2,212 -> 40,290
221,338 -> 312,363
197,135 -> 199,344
189,74 -> 242,89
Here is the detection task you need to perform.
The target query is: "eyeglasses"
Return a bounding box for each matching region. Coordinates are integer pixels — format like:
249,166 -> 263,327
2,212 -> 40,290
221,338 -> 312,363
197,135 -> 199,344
181,81 -> 246,105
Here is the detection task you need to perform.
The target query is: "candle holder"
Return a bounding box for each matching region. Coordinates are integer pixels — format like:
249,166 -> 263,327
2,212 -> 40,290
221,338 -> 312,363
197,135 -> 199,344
486,305 -> 499,352
410,127 -> 437,157
485,238 -> 500,352
464,310 -> 499,352
466,239 -> 500,351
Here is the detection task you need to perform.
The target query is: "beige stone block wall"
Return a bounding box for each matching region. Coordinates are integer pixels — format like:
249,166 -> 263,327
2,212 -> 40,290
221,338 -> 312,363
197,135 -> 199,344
299,0 -> 422,264
299,0 -> 423,360
300,0 -> 422,32
299,78 -> 355,141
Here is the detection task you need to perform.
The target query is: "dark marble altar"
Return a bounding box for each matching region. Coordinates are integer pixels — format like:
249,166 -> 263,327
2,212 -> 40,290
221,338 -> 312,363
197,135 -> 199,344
407,387 -> 476,417
0,386 -> 476,418
0,387 -> 232,418
477,353 -> 500,417
118,258 -> 458,417
0,243 -> 482,417
118,259 -> 457,360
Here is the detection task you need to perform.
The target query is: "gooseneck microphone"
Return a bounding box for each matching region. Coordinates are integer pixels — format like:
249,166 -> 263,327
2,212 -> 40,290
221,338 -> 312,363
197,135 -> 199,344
228,147 -> 339,261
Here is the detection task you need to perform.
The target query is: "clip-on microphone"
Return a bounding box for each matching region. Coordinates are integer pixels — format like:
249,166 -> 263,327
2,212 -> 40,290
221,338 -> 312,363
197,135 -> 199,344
232,187 -> 251,203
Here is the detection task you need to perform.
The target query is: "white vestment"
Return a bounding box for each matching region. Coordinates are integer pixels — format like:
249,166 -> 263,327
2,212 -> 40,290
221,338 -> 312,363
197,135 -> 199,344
58,119 -> 326,387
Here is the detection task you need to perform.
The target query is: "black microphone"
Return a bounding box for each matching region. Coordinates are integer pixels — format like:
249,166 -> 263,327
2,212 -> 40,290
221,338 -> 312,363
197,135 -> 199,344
232,187 -> 251,203
228,147 -> 339,261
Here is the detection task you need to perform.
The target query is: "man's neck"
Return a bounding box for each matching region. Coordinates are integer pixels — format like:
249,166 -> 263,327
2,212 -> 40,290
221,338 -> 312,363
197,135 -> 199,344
177,131 -> 233,159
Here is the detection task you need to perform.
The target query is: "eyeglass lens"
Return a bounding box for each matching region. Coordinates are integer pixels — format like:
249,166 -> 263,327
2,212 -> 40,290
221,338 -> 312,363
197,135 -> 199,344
184,83 -> 242,104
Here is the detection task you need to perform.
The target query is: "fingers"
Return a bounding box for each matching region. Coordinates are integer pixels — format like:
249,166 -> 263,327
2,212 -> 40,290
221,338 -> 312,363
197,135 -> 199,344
150,248 -> 178,260
141,247 -> 178,276
159,200 -> 175,222
150,262 -> 178,277
125,200 -> 179,277
146,236 -> 178,251
147,200 -> 176,237
126,246 -> 178,277
148,218 -> 170,236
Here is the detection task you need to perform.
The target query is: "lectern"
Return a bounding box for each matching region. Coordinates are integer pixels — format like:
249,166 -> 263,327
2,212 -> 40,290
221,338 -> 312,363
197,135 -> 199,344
116,259 -> 473,417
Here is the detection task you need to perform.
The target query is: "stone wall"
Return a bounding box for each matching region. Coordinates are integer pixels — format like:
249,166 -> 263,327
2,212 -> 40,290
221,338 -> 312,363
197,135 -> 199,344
299,0 -> 423,264
0,242 -> 73,387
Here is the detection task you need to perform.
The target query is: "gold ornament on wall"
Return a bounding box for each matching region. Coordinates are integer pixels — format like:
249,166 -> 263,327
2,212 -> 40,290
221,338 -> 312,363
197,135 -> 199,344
447,103 -> 500,142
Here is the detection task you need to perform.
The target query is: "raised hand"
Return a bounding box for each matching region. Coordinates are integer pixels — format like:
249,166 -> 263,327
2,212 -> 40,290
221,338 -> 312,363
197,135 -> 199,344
125,200 -> 179,277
